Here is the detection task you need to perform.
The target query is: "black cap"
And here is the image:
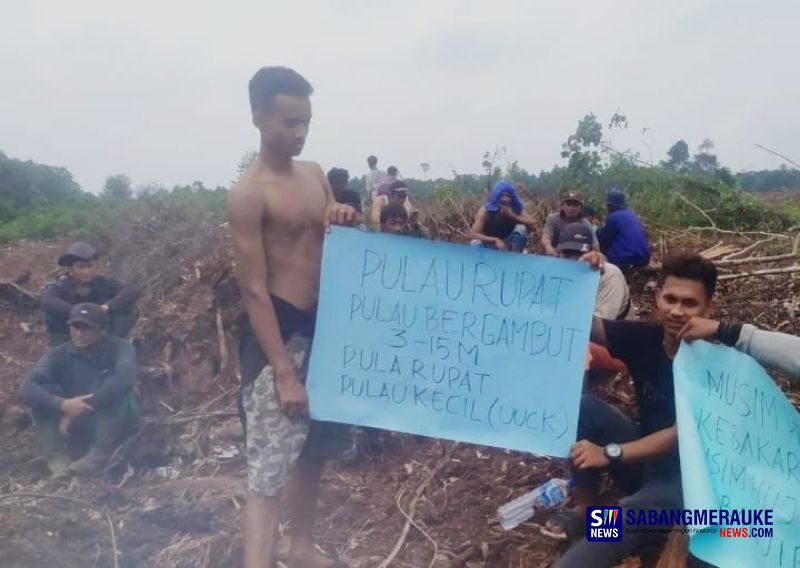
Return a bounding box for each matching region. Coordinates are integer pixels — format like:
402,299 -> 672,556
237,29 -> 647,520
557,222 -> 593,253
561,191 -> 584,204
67,303 -> 109,329
58,241 -> 99,267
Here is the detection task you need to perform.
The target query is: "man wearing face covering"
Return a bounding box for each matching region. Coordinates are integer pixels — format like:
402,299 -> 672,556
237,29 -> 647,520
469,180 -> 537,252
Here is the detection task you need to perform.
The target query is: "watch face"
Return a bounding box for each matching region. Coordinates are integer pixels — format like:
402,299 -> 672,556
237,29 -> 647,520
606,443 -> 622,459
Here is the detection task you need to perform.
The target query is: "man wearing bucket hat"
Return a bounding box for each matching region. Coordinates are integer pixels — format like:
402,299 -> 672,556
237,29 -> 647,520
18,303 -> 139,477
41,241 -> 139,346
541,191 -> 599,257
597,186 -> 651,270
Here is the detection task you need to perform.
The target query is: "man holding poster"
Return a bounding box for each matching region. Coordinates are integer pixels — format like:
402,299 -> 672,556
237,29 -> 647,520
675,315 -> 799,568
550,252 -> 719,567
306,226 -> 601,457
228,66 -> 358,568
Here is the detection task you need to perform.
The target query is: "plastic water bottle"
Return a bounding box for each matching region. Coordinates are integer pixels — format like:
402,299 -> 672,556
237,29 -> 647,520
497,478 -> 570,530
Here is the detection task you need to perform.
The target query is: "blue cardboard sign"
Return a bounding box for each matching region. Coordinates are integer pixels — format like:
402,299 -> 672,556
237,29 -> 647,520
675,341 -> 800,568
307,227 -> 599,456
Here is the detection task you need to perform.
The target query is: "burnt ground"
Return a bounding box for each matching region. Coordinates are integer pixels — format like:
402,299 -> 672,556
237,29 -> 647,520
1,228 -> 798,568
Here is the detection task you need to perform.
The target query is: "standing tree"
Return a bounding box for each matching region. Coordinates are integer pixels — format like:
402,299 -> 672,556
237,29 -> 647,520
419,162 -> 431,179
236,150 -> 258,179
101,174 -> 132,200
664,140 -> 690,170
692,139 -> 719,173
561,113 -> 603,188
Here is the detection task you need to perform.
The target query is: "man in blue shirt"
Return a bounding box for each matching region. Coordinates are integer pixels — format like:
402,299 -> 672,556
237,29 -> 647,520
597,187 -> 650,269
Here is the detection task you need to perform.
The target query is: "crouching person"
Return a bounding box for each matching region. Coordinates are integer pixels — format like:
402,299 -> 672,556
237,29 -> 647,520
18,303 -> 139,478
545,252 -> 718,567
42,241 -> 139,347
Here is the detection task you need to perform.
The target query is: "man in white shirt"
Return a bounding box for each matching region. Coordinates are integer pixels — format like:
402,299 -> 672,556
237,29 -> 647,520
557,222 -> 630,319
364,155 -> 386,202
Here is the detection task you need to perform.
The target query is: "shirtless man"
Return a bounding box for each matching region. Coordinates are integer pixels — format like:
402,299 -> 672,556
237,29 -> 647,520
227,66 -> 357,568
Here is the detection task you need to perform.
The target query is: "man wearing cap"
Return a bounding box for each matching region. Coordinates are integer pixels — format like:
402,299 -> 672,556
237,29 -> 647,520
42,241 -> 139,346
557,222 -> 630,320
541,192 -> 598,257
557,222 -> 631,374
597,187 -> 650,269
371,180 -> 416,228
18,303 -> 139,477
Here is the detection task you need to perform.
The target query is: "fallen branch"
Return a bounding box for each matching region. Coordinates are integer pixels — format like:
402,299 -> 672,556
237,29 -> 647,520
395,486 -> 439,568
103,430 -> 142,473
378,442 -> 461,568
676,193 -> 718,230
721,237 -> 776,261
140,411 -> 238,426
215,308 -> 229,371
719,265 -> 800,281
446,224 -> 469,239
0,492 -> 119,568
716,233 -> 799,266
447,545 -> 480,568
0,281 -> 39,308
687,226 -> 791,240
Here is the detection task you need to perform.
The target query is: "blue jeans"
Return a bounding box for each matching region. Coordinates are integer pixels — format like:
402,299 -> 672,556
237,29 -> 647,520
556,395 -> 683,568
470,224 -> 528,252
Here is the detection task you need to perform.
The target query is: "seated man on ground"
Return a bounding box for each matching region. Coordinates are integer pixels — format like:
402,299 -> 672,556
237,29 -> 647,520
42,241 -> 139,346
470,180 -> 536,252
557,222 -> 631,373
545,252 -> 718,568
18,303 -> 139,478
558,222 -> 630,320
597,186 -> 651,270
375,165 -> 402,198
380,203 -> 428,238
542,191 -> 599,256
327,167 -> 362,214
679,316 -> 800,379
371,180 -> 415,227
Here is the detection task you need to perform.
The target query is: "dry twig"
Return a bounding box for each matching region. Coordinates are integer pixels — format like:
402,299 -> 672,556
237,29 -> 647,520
378,442 -> 461,568
719,265 -> 800,281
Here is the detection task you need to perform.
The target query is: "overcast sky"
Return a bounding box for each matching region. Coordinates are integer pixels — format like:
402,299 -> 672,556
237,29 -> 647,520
2,0 -> 798,192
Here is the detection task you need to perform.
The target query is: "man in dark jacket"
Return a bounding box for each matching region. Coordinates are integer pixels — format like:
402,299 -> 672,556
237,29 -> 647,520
597,187 -> 651,269
18,303 -> 139,477
42,241 -> 138,346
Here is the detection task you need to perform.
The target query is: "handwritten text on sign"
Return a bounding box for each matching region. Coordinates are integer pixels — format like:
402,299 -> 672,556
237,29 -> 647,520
675,342 -> 800,568
307,227 -> 599,456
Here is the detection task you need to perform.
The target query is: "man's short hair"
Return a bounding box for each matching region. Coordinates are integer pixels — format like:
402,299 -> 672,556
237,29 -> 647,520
367,155 -> 378,167
380,203 -> 408,225
327,167 -> 349,186
387,166 -> 398,176
249,67 -> 313,114
658,251 -> 718,299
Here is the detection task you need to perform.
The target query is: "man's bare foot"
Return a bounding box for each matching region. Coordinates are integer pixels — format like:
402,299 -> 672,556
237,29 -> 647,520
289,546 -> 347,568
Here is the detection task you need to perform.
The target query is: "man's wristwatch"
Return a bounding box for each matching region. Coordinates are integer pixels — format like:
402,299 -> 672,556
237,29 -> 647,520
604,443 -> 622,462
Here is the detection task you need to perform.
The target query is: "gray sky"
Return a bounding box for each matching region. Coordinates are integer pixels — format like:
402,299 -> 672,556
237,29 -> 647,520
2,0 -> 798,192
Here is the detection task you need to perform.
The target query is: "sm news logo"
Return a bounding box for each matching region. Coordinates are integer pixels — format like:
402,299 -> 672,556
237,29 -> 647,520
586,506 -> 622,542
